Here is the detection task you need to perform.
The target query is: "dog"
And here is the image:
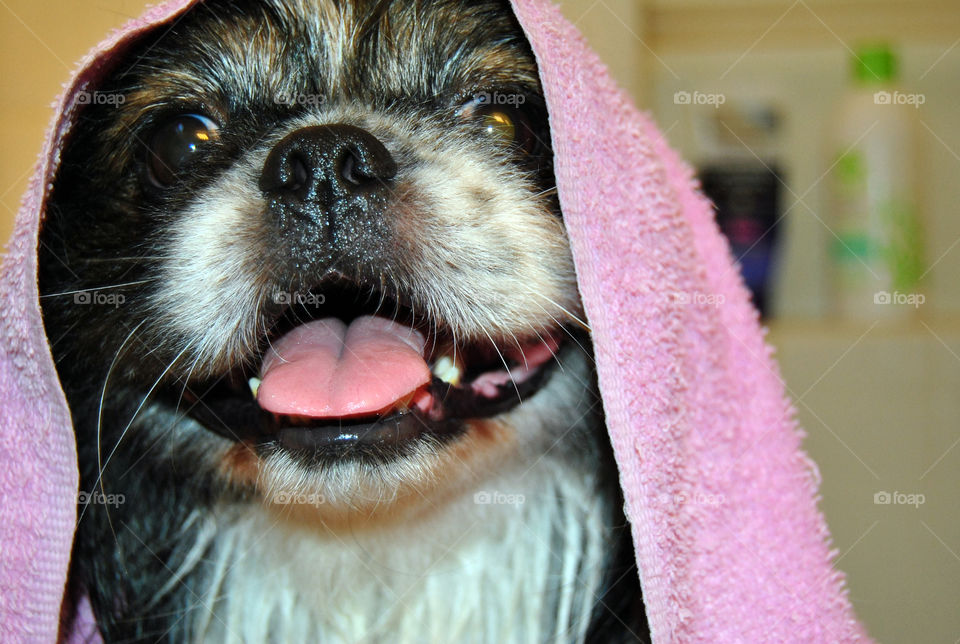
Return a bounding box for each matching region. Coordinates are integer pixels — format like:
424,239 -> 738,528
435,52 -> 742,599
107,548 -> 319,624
38,0 -> 648,641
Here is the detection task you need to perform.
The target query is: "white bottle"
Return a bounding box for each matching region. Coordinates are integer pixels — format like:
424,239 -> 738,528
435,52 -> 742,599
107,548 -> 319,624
827,44 -> 925,320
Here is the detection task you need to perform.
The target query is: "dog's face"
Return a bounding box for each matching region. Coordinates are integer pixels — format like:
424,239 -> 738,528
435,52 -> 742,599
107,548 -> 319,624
40,0 -> 592,523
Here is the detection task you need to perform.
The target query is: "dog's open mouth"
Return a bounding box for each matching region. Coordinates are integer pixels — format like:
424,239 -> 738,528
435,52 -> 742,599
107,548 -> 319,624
183,279 -> 561,455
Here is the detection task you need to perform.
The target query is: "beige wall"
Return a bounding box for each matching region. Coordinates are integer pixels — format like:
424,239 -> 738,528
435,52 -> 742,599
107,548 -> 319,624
0,1 -> 155,246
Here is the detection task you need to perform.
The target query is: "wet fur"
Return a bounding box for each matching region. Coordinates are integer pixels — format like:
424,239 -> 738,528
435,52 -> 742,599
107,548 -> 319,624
38,0 -> 648,641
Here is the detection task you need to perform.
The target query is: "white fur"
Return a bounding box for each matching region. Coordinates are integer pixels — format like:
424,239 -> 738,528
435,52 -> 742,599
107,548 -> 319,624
182,455 -> 608,644
151,161 -> 271,376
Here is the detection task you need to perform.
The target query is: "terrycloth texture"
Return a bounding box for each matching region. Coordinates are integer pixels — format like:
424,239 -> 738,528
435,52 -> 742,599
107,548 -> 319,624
0,0 -> 871,642
0,5 -> 197,643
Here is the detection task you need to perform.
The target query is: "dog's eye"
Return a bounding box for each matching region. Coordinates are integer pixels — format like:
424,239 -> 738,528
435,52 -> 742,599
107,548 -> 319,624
477,106 -> 540,155
459,97 -> 540,155
146,114 -> 219,187
480,109 -> 517,143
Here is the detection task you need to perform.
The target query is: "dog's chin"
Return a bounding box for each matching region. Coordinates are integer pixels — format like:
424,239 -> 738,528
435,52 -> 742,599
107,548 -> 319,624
172,274 -> 571,521
222,414 -> 518,528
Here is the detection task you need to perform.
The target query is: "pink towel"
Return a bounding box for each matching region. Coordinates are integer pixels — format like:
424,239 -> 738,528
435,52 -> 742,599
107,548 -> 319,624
0,0 -> 871,641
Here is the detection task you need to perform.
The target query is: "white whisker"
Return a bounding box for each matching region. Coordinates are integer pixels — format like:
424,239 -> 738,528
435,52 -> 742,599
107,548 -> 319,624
521,288 -> 591,332
81,320 -> 146,528
526,299 -> 595,368
479,327 -> 521,402
40,279 -> 154,298
93,340 -> 195,509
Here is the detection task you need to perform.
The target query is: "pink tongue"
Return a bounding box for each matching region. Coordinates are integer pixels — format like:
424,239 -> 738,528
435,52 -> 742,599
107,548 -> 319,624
257,316 -> 430,418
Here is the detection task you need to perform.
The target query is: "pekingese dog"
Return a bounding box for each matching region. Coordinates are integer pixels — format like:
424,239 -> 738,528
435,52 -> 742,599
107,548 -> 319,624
39,0 -> 648,641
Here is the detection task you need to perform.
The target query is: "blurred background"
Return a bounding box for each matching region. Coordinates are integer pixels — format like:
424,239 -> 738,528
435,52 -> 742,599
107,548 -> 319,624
1,1 -> 957,641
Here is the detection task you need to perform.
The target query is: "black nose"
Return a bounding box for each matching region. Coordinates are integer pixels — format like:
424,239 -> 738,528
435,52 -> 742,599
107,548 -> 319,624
259,124 -> 396,204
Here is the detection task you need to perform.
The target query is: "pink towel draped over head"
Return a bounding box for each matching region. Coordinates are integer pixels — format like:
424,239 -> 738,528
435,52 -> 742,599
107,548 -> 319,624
0,0 -> 871,641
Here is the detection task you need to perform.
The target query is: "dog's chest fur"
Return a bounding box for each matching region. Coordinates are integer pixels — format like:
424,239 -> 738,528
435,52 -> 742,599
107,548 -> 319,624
176,458 -> 609,643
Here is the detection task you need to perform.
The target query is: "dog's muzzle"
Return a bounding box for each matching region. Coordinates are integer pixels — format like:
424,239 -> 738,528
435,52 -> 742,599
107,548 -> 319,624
181,125 -> 564,457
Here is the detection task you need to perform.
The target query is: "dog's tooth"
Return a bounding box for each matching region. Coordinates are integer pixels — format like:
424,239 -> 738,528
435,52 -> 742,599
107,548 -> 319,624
248,377 -> 261,398
431,355 -> 461,386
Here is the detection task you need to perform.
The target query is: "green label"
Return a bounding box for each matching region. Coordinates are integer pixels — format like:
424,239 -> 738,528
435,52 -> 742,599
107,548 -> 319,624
830,233 -> 875,262
879,198 -> 925,290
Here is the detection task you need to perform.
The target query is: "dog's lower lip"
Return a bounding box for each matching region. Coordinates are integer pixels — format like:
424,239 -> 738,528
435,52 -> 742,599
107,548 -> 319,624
273,411 -> 461,452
